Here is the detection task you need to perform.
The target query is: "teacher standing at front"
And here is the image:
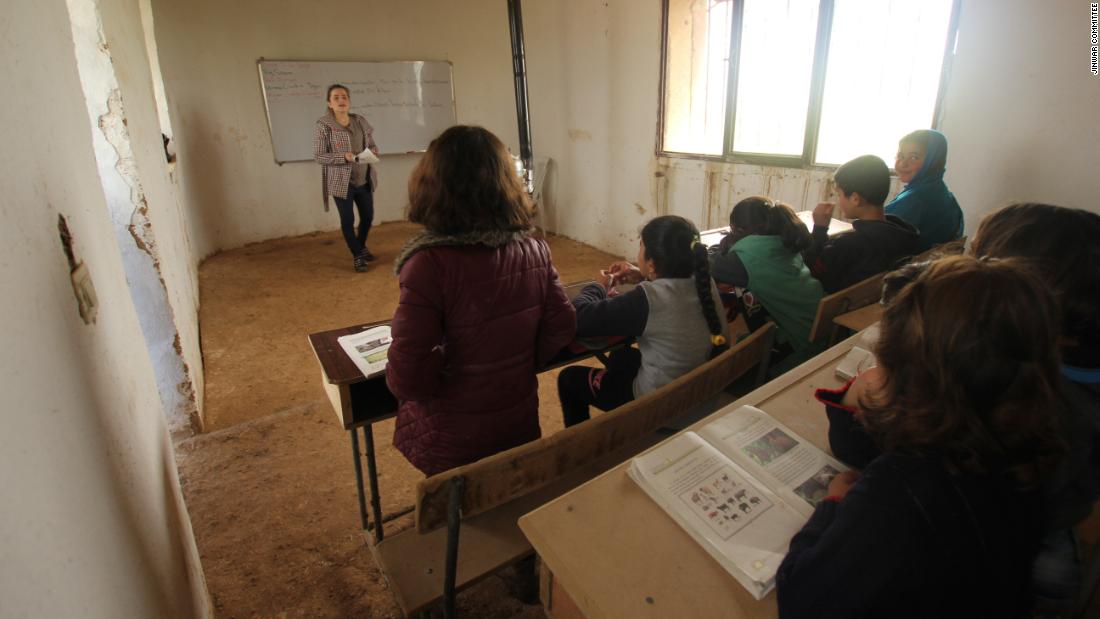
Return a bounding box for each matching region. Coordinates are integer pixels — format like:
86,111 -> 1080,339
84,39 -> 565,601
313,83 -> 379,272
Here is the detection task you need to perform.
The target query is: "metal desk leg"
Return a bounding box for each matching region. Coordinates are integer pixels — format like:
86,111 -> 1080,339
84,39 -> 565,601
349,428 -> 369,530
363,424 -> 384,543
443,476 -> 466,619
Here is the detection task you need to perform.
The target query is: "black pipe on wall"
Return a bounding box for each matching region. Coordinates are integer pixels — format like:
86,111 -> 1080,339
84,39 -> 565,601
507,0 -> 534,192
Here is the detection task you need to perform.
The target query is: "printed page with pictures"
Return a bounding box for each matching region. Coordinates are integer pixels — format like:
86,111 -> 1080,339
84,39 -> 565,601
627,432 -> 806,600
336,325 -> 392,379
696,405 -> 849,519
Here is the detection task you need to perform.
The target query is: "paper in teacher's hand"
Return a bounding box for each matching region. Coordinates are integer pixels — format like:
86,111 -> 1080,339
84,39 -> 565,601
355,148 -> 380,164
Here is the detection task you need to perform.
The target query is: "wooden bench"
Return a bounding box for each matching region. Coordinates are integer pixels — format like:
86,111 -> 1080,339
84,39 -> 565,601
370,323 -> 776,617
826,237 -> 969,337
808,272 -> 886,347
911,236 -> 967,263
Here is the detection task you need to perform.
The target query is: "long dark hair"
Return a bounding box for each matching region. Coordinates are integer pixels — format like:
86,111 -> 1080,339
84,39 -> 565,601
971,203 -> 1100,368
640,216 -> 728,358
861,255 -> 1063,486
728,196 -> 812,252
407,126 -> 533,235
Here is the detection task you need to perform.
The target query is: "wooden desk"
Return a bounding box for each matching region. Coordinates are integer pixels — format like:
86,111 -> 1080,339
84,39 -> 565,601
700,212 -> 854,248
308,282 -> 628,540
308,321 -> 399,540
833,303 -> 883,333
519,333 -> 860,618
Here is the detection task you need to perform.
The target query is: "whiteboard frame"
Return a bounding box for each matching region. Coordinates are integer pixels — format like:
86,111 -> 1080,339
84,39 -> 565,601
256,58 -> 457,165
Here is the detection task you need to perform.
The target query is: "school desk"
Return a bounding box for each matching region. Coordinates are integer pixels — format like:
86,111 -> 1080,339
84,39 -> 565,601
833,303 -> 884,333
518,331 -> 861,618
307,282 -> 630,540
700,211 -> 854,248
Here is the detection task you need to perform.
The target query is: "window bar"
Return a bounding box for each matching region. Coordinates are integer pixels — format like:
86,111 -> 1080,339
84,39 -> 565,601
656,0 -> 673,154
932,0 -> 963,129
801,0 -> 835,166
723,0 -> 747,157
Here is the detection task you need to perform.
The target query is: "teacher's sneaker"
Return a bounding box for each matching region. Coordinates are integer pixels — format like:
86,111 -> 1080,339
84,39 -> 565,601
353,255 -> 368,272
360,248 -> 376,262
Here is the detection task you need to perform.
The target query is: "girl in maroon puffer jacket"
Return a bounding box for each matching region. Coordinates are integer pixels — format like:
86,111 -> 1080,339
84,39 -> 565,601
386,126 -> 577,476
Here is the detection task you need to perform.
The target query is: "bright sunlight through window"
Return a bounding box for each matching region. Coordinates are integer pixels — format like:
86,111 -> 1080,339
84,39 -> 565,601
661,0 -> 957,167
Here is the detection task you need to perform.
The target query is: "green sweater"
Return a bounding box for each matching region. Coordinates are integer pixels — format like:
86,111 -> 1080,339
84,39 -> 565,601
730,235 -> 823,353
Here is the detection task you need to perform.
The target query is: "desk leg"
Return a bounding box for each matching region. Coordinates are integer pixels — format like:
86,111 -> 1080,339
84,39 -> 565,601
349,429 -> 369,530
363,424 -> 384,543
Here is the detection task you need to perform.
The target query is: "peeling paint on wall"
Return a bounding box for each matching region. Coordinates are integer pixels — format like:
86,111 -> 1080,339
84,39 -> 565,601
70,0 -> 200,437
703,167 -> 720,230
653,157 -> 670,217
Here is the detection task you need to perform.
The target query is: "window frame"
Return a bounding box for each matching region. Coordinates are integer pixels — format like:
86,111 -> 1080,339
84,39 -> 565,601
656,0 -> 963,170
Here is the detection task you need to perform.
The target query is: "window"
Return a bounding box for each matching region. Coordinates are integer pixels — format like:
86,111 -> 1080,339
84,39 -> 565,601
660,0 -> 959,167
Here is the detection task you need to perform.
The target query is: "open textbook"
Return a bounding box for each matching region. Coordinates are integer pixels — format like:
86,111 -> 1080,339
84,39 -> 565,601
627,405 -> 848,600
337,325 -> 391,378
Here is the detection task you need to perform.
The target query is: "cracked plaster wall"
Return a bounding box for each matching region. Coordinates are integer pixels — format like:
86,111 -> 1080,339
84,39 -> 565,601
0,0 -> 209,614
97,0 -> 205,434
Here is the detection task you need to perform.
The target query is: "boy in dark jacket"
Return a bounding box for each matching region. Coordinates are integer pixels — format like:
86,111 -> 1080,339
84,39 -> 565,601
802,155 -> 919,293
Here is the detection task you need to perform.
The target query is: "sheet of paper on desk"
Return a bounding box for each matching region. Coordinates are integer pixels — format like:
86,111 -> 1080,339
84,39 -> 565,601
835,346 -> 876,381
835,325 -> 880,381
337,325 -> 391,378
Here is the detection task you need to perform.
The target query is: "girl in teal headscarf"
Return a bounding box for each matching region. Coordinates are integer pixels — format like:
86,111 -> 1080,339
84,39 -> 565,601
886,129 -> 964,251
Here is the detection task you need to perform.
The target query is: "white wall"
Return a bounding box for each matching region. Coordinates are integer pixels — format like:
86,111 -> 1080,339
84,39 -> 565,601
0,0 -> 209,615
151,0 -> 525,258
938,0 -> 1100,227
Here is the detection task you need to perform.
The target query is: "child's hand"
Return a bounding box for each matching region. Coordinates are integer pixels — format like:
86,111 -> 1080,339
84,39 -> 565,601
607,261 -> 643,284
841,366 -> 885,413
827,470 -> 861,500
812,202 -> 835,227
597,269 -> 616,289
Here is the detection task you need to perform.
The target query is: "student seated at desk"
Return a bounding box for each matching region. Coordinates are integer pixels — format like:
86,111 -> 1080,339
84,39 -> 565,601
778,256 -> 1063,618
386,126 -> 576,476
970,203 -> 1100,614
709,197 -> 823,370
802,155 -> 918,293
886,129 -> 964,251
556,215 -> 728,427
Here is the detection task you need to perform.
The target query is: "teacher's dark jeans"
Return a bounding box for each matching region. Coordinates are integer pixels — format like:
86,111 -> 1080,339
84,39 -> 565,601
333,180 -> 373,256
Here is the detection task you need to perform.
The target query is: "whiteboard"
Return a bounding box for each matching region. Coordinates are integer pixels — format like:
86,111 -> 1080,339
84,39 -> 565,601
257,59 -> 456,163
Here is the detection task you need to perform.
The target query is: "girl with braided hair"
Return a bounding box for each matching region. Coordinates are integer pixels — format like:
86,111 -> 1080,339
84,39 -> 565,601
556,215 -> 729,427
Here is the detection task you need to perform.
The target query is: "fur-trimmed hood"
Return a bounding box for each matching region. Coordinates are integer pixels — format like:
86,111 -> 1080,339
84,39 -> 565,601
394,228 -> 534,274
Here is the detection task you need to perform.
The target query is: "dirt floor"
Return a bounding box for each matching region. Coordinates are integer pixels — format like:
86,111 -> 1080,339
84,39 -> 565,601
177,221 -> 620,617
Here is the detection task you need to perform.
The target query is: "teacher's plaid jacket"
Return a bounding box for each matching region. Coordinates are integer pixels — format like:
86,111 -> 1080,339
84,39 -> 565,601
313,113 -> 378,211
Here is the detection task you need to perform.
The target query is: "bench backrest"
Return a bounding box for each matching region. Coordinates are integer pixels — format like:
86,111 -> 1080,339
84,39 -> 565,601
910,236 -> 967,263
413,323 -> 776,532
808,272 -> 885,344
805,237 -> 968,345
